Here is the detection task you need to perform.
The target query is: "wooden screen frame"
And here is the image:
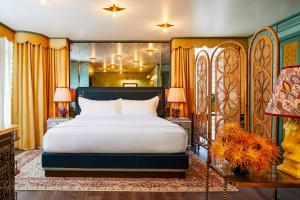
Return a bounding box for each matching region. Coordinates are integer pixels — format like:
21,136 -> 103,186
247,26 -> 279,144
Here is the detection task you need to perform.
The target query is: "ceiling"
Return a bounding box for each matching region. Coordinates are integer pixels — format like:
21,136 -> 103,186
71,42 -> 170,73
0,0 -> 299,40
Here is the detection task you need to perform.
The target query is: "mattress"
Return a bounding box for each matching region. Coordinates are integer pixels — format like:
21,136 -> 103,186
43,116 -> 187,154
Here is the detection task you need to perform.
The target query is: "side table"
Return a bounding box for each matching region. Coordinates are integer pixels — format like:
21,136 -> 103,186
47,117 -> 72,130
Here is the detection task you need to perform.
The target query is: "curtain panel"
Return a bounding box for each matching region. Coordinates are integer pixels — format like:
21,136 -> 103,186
12,42 -> 48,149
171,47 -> 196,118
12,33 -> 69,149
0,37 -> 13,126
47,45 -> 70,117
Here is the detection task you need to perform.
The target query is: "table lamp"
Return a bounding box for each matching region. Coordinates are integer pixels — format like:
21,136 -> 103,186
265,65 -> 300,178
167,87 -> 186,118
54,87 -> 72,118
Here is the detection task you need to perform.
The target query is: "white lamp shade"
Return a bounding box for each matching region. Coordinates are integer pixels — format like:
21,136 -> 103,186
167,87 -> 186,103
54,87 -> 72,102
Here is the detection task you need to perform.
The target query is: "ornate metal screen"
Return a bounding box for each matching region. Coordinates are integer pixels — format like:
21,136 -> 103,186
195,50 -> 211,147
211,41 -> 247,137
248,26 -> 279,141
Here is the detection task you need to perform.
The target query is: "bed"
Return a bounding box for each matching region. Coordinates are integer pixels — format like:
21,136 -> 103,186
42,87 -> 189,178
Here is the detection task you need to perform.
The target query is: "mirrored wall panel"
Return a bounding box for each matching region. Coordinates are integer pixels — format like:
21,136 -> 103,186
70,42 -> 170,89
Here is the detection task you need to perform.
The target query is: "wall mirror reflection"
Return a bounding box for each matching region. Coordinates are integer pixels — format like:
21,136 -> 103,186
70,42 -> 170,89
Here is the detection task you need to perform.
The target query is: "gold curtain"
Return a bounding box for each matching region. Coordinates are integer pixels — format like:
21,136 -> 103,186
12,33 -> 69,149
47,39 -> 70,117
171,47 -> 195,117
12,42 -> 48,149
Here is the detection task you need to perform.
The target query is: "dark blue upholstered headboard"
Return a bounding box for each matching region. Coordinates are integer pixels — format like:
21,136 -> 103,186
75,87 -> 165,117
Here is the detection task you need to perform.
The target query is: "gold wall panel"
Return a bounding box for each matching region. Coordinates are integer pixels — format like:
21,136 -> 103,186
283,41 -> 298,67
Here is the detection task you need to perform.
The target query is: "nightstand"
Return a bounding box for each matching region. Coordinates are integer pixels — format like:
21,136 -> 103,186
47,117 -> 72,130
166,117 -> 192,146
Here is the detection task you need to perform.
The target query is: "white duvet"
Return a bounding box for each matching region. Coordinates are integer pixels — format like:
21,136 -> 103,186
43,116 -> 188,154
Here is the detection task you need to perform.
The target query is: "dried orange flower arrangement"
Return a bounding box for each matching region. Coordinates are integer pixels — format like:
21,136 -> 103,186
211,124 -> 279,175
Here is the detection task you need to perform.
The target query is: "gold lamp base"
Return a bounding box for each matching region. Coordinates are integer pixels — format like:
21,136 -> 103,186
278,158 -> 300,178
277,119 -> 300,178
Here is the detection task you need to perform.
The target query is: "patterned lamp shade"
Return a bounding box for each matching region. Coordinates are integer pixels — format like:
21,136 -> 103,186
54,87 -> 72,102
167,87 -> 186,103
265,65 -> 300,118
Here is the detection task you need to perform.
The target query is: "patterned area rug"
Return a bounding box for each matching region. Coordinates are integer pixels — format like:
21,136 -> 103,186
15,150 -> 238,192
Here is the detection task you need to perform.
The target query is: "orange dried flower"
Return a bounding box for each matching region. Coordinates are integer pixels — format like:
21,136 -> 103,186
211,123 -> 279,175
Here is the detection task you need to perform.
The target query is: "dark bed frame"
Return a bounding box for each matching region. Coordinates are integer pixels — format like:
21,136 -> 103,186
42,87 -> 189,178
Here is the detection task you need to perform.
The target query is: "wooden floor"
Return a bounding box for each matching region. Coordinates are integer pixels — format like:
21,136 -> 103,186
16,188 -> 300,200
15,149 -> 300,200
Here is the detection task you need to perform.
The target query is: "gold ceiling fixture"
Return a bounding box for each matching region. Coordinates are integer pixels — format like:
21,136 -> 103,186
89,57 -> 100,63
103,3 -> 126,17
115,54 -> 124,60
41,0 -> 50,4
145,48 -> 156,55
157,22 -> 174,32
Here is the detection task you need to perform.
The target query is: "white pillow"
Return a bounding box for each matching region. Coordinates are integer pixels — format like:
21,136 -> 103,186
78,97 -> 120,117
120,96 -> 159,117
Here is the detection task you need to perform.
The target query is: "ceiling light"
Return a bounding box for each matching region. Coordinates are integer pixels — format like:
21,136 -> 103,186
41,0 -> 50,4
89,57 -> 99,63
115,54 -> 124,60
157,22 -> 174,32
139,67 -> 143,71
119,70 -> 122,74
103,3 -> 125,17
145,48 -> 156,56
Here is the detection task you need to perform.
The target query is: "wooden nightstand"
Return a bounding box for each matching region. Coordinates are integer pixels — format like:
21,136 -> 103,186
166,117 -> 192,146
47,117 -> 72,130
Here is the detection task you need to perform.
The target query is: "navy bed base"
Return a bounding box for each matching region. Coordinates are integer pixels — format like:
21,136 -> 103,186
42,152 -> 189,178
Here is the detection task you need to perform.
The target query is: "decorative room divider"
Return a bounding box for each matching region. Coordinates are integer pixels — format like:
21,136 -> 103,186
194,26 -> 279,146
211,41 -> 247,138
247,26 -> 279,144
195,50 -> 211,148
195,41 -> 246,144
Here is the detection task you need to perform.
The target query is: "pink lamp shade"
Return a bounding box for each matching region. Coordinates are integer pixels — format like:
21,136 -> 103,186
265,65 -> 300,118
54,87 -> 72,103
167,87 -> 186,103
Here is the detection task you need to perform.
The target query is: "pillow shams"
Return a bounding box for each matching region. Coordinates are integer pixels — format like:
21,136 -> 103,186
78,97 -> 120,117
120,96 -> 159,117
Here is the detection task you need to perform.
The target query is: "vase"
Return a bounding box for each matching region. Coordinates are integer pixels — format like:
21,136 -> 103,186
233,165 -> 249,176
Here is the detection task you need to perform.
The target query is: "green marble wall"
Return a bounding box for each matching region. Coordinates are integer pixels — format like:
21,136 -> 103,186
70,61 -> 89,89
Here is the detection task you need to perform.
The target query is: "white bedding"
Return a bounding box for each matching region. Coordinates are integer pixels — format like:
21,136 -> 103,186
43,116 -> 187,154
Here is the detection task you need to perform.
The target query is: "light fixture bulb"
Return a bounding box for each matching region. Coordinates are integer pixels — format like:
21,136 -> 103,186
113,12 -> 117,17
41,0 -> 49,4
163,28 -> 167,33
